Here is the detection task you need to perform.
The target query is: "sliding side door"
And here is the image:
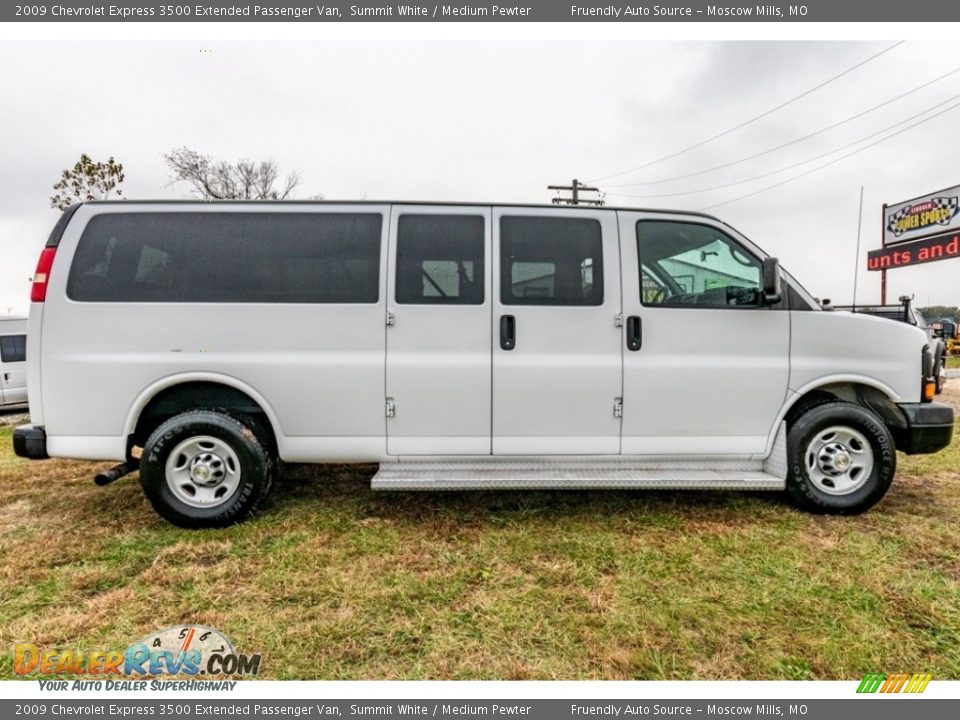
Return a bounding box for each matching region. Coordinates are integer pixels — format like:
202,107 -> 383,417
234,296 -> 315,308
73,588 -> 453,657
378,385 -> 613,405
492,207 -> 622,455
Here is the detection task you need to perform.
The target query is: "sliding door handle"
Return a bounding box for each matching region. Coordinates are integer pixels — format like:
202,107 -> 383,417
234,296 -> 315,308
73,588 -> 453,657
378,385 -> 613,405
626,315 -> 642,351
500,314 -> 516,351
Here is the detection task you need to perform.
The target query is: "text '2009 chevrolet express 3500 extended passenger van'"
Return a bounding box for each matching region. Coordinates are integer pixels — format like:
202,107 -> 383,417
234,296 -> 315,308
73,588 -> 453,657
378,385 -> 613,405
13,201 -> 955,528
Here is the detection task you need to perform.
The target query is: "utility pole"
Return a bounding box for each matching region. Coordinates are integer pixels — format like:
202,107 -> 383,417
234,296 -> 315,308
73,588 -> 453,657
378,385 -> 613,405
548,178 -> 604,206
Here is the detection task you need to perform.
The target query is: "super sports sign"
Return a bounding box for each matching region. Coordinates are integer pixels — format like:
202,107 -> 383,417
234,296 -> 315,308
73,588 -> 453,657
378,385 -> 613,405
883,184 -> 960,246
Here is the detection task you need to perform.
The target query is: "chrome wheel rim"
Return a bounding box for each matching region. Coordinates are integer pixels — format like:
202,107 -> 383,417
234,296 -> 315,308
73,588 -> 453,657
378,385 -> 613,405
804,425 -> 874,496
164,435 -> 241,508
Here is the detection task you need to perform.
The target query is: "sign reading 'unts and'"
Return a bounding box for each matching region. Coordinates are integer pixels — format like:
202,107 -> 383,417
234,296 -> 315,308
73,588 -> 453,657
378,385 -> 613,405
867,229 -> 960,271
869,183 -> 960,272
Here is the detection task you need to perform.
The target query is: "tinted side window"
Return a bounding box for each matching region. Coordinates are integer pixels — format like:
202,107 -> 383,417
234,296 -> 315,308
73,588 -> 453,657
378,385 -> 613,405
500,216 -> 603,306
637,221 -> 762,308
68,212 -> 382,303
0,335 -> 26,363
396,215 -> 485,305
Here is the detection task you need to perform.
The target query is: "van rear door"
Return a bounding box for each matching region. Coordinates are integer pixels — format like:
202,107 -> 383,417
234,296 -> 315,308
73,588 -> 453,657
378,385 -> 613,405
492,207 -> 622,455
385,206 -> 492,455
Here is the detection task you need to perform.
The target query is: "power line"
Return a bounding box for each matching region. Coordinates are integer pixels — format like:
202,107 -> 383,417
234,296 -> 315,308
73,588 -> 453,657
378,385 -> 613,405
603,90 -> 960,200
602,65 -> 960,189
587,41 -> 904,184
698,97 -> 960,211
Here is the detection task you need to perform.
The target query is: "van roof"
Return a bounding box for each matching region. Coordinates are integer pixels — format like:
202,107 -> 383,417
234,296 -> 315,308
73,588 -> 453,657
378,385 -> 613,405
77,199 -> 723,221
48,200 -> 727,248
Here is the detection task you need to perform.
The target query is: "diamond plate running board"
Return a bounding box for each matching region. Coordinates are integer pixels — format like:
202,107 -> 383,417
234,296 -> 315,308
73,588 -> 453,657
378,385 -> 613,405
371,463 -> 785,491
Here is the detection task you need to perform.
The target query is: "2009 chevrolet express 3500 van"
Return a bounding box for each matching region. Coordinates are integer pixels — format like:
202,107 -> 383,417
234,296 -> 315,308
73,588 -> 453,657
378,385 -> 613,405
13,201 -> 954,527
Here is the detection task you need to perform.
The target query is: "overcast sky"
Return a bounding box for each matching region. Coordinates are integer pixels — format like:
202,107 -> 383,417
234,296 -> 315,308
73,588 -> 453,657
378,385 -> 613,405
2,40 -> 959,314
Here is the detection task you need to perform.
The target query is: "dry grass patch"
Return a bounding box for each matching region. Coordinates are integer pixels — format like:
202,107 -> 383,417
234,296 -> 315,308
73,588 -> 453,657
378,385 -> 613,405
1,387 -> 959,679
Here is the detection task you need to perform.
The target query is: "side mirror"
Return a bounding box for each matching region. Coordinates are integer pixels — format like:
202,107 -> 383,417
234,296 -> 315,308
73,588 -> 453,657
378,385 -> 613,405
762,257 -> 782,305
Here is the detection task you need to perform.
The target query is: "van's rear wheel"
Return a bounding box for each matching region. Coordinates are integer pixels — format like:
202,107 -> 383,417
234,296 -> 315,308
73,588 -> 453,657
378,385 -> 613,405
785,402 -> 895,515
140,410 -> 274,528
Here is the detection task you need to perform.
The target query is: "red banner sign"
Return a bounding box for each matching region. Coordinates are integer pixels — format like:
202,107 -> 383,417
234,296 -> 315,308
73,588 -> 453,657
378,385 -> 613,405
867,230 -> 960,271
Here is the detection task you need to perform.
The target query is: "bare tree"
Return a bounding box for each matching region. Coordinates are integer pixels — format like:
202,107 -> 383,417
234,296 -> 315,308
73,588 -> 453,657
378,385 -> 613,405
163,147 -> 301,200
51,154 -> 125,210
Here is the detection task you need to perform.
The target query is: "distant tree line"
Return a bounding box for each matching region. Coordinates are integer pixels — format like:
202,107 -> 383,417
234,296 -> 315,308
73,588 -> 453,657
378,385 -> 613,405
51,148 -> 314,210
918,306 -> 959,322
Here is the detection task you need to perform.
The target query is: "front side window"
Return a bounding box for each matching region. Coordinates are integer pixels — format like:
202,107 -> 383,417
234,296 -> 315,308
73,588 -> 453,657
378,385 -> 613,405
0,335 -> 26,363
501,216 -> 603,306
68,212 -> 383,303
637,221 -> 763,308
395,215 -> 485,305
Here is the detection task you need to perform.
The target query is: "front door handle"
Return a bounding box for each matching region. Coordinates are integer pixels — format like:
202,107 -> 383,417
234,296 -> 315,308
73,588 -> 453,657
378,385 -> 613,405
1,373 -> 8,382
500,314 -> 516,351
626,315 -> 642,351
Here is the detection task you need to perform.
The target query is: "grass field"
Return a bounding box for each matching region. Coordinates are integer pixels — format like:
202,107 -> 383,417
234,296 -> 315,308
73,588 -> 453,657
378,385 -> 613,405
1,387 -> 959,681
947,356 -> 960,369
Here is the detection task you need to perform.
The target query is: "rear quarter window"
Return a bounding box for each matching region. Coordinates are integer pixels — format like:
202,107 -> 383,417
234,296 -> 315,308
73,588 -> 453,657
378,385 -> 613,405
67,212 -> 383,303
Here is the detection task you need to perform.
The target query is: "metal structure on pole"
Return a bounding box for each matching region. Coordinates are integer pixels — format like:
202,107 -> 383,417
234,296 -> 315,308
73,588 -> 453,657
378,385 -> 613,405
548,179 -> 605,206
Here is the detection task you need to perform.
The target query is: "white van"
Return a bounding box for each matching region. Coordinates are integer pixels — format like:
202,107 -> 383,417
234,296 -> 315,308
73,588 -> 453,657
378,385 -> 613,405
0,316 -> 28,407
13,201 -> 954,527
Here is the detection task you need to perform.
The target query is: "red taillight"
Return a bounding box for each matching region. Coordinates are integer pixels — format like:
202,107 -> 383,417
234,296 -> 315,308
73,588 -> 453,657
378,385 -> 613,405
31,247 -> 57,303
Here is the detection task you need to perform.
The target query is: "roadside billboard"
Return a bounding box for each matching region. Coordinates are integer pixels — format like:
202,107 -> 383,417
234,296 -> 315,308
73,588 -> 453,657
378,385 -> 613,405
883,183 -> 960,246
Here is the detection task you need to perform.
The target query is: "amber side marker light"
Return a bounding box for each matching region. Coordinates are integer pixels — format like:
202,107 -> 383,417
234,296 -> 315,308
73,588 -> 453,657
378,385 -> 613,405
923,382 -> 936,401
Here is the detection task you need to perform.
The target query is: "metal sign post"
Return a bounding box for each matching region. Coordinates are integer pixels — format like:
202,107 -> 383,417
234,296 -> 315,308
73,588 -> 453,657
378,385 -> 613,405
880,202 -> 887,304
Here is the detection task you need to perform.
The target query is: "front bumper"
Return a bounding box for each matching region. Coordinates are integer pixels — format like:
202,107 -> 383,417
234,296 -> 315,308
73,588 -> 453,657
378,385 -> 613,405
13,425 -> 48,460
893,402 -> 954,455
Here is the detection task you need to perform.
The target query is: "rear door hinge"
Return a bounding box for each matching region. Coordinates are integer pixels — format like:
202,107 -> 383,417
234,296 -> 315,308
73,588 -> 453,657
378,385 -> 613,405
613,398 -> 623,418
385,311 -> 396,326
385,399 -> 396,418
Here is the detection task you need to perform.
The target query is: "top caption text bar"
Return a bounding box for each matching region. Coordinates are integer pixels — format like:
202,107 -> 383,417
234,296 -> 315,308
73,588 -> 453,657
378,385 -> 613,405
6,0 -> 960,22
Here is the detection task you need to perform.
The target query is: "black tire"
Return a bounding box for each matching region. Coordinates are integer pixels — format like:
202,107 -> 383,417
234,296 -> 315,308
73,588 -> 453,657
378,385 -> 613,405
140,409 -> 275,528
934,354 -> 945,394
785,402 -> 895,515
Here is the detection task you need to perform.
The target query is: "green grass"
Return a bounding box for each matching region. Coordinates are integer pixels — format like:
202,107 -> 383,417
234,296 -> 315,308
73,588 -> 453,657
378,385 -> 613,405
2,399 -> 960,680
947,356 -> 960,369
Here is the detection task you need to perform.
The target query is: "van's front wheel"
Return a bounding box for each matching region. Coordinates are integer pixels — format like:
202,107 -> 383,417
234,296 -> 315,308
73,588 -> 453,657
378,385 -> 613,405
140,410 -> 274,528
786,402 -> 895,514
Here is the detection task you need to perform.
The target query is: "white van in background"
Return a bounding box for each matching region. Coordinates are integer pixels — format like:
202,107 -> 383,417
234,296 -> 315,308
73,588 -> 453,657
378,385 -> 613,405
0,316 -> 28,407
13,201 -> 954,528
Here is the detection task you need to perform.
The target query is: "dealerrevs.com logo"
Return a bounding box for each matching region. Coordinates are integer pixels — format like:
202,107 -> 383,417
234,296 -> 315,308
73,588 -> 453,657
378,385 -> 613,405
14,625 -> 261,679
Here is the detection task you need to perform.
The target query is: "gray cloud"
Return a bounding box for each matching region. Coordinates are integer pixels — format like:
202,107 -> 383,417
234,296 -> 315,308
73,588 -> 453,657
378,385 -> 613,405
2,40 -> 959,314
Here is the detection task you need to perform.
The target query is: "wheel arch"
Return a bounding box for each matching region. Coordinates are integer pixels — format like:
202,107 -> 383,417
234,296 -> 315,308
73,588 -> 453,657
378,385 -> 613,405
775,375 -> 906,439
125,373 -> 282,451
